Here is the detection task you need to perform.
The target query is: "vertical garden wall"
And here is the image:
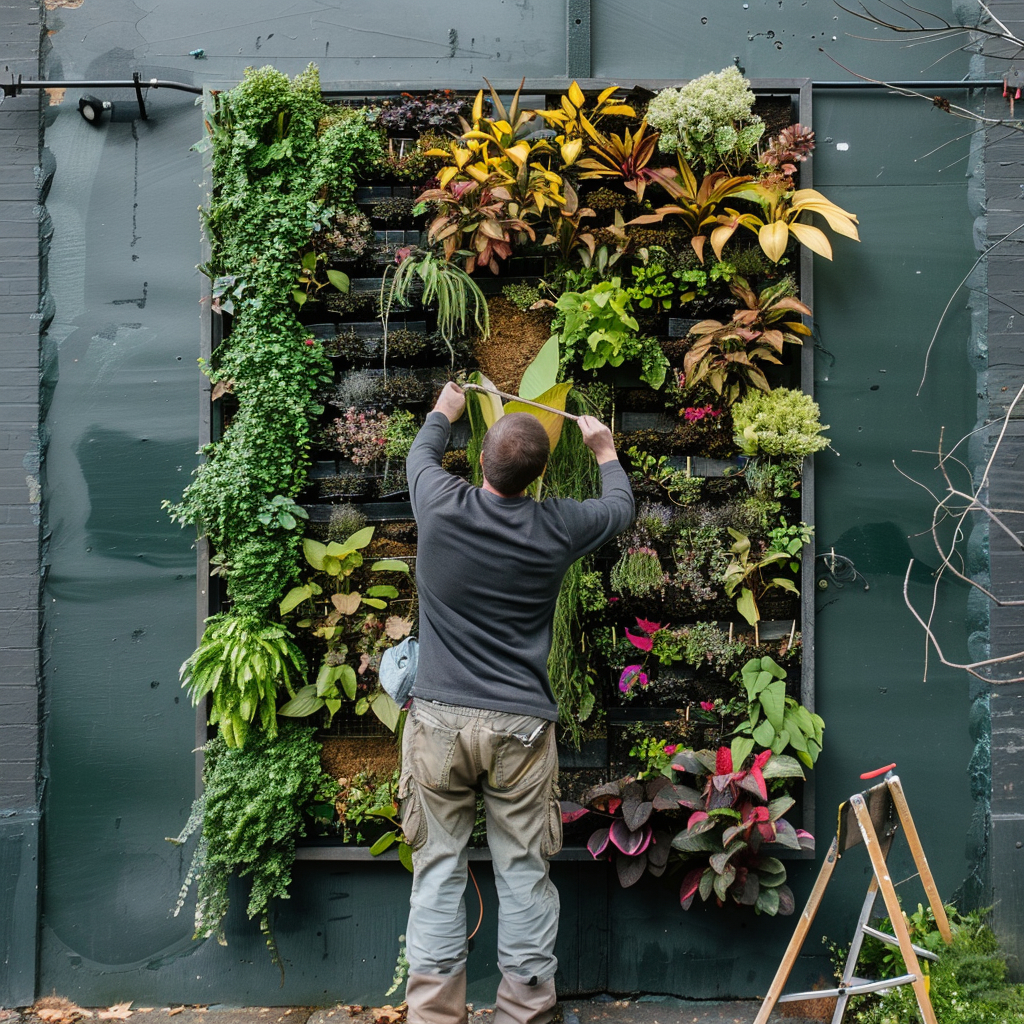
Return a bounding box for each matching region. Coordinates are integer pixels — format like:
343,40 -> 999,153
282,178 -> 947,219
21,0 -> 987,1008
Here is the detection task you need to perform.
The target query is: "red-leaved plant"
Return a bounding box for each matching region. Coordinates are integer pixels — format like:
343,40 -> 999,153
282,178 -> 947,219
663,746 -> 813,916
561,778 -> 674,888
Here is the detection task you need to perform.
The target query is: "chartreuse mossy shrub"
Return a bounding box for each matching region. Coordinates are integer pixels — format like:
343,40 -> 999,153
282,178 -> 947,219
166,64 -> 383,618
169,722 -> 337,977
831,903 -> 1024,1023
732,386 -> 830,459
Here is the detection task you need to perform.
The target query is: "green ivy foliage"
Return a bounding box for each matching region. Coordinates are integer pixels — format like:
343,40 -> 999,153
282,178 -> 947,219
167,65 -> 384,617
171,722 -> 337,973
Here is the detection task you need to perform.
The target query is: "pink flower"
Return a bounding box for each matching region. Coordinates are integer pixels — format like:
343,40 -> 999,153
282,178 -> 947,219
700,700 -> 716,711
304,338 -> 316,346
618,665 -> 647,693
664,744 -> 678,756
395,246 -> 413,265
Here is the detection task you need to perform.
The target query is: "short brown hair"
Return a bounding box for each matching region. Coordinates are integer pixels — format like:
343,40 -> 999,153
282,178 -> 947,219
481,413 -> 550,495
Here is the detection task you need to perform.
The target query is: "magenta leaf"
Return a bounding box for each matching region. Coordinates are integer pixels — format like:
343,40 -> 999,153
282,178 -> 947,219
560,801 -> 589,823
635,617 -> 662,635
610,818 -> 652,856
740,767 -> 768,801
687,810 -> 709,830
616,850 -> 648,888
624,628 -> 654,652
796,828 -> 815,853
587,827 -> 611,858
679,866 -> 703,909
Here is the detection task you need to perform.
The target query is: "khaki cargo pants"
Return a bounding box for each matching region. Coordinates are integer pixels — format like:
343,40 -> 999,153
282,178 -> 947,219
400,699 -> 563,1024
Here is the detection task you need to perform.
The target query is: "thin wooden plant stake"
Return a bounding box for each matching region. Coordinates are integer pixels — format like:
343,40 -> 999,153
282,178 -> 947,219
462,382 -> 582,422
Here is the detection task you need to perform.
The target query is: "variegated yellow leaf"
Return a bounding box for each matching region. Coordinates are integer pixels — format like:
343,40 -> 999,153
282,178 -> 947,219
759,221 -> 790,263
788,222 -> 833,260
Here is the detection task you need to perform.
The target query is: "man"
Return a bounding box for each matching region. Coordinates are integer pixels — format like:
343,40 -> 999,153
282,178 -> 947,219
400,382 -> 633,1024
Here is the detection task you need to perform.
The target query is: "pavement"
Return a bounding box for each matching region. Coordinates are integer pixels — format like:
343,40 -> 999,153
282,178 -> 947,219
0,998 -> 830,1024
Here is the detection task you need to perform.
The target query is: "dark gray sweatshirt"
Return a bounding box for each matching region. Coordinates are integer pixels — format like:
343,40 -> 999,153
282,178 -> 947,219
406,411 -> 634,720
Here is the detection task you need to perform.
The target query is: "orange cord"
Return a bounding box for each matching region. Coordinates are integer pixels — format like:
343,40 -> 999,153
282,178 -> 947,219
467,864 -> 484,941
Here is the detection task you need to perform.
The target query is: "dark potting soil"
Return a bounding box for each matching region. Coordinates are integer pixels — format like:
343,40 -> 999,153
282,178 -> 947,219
473,297 -> 554,394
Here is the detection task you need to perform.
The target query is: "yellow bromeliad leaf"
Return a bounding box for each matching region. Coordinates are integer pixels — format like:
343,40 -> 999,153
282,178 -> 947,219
560,138 -> 583,165
504,382 -> 574,452
788,222 -> 834,260
568,80 -> 586,108
759,221 -> 790,263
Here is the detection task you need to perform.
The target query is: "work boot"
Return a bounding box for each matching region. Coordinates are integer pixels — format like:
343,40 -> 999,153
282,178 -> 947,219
493,974 -> 557,1024
406,969 -> 469,1024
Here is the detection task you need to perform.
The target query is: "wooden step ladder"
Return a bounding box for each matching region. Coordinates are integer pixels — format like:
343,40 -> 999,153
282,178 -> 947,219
754,766 -> 953,1024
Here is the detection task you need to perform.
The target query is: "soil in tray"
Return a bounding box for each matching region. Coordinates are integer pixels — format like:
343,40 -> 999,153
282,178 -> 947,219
321,734 -> 398,785
473,297 -> 554,394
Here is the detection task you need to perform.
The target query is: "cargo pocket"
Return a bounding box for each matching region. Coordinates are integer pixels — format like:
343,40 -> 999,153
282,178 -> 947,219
541,780 -> 563,858
407,703 -> 461,791
398,771 -> 427,851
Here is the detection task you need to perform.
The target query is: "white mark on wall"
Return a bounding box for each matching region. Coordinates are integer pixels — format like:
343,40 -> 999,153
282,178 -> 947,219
836,142 -> 849,151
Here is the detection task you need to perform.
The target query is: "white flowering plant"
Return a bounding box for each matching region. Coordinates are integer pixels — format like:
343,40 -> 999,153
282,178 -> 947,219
647,66 -> 765,174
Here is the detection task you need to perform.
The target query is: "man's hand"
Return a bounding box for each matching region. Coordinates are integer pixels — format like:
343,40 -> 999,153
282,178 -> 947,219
434,381 -> 465,423
578,415 -> 617,465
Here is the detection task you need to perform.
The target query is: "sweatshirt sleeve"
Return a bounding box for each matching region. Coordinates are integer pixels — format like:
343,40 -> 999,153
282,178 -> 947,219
407,411 -> 457,517
554,458 -> 635,560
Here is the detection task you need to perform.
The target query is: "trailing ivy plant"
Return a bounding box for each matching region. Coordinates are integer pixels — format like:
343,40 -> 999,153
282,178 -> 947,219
167,64 -> 383,617
168,722 -> 338,976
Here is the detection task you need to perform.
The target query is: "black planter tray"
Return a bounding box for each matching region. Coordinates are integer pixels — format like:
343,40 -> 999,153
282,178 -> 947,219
303,501 -> 414,521
557,737 -> 608,768
665,455 -> 746,478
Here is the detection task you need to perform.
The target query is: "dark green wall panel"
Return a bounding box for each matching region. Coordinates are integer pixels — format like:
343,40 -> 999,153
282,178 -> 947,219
35,0 -> 984,1005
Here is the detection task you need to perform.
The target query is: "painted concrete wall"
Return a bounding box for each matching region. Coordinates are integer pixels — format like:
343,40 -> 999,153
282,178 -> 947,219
4,0 -> 1002,1005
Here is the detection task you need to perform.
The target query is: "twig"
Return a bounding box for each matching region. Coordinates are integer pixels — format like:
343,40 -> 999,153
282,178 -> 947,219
462,383 -> 581,421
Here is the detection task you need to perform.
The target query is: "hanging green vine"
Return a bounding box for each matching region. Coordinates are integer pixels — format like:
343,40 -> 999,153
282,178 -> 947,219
166,65 -> 383,618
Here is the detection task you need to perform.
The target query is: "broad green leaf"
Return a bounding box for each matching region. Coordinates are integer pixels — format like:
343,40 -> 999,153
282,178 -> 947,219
279,513 -> 296,530
361,597 -> 388,610
767,796 -> 795,822
371,559 -> 410,573
322,554 -> 342,576
761,757 -> 798,778
398,842 -> 414,872
760,679 -> 786,732
280,585 -> 313,616
324,698 -> 341,722
752,719 -> 776,748
370,690 -> 401,732
292,290 -> 307,307
278,684 -> 324,717
756,886 -> 780,915
316,663 -> 344,697
303,537 -> 328,571
505,382 -> 574,452
519,336 -> 560,400
326,269 -> 350,292
761,657 -> 787,679
339,665 -> 357,700
783,710 -> 808,752
736,587 -> 758,626
366,585 -> 399,599
369,831 -> 397,855
730,736 -> 754,773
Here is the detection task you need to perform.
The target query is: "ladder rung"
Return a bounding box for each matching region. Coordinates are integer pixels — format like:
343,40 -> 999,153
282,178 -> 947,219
861,924 -> 940,962
777,974 -> 919,1002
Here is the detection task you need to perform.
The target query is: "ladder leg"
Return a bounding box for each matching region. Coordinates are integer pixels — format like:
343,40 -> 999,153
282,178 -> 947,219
887,776 -> 953,945
851,795 -> 939,1024
830,877 -> 880,1024
754,836 -> 840,1024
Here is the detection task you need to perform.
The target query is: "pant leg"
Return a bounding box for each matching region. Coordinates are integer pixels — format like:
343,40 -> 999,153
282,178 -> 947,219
479,715 -> 562,1019
401,701 -> 480,987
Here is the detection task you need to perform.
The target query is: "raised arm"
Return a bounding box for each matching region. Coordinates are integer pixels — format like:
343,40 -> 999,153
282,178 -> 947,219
407,382 -> 466,514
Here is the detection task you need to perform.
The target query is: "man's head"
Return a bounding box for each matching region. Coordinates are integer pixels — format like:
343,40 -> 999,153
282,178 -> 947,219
481,413 -> 550,496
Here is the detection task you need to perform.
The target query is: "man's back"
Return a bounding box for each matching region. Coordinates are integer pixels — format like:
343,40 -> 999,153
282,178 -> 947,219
407,410 -> 634,720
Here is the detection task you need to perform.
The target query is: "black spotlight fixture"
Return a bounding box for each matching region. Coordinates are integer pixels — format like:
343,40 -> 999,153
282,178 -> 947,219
78,95 -> 113,125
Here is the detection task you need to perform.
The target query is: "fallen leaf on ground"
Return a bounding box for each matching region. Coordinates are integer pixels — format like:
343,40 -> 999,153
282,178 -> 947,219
98,1003 -> 133,1021
166,1010 -> 184,1018
371,1005 -> 406,1024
